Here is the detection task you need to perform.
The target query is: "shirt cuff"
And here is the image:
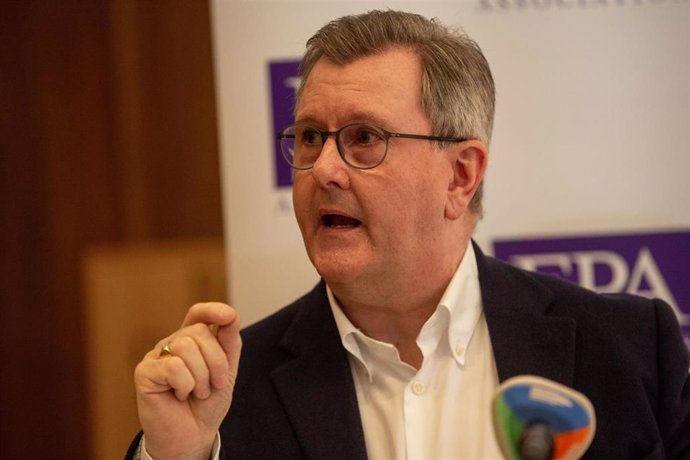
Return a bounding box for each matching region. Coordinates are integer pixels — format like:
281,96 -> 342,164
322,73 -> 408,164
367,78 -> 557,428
139,432 -> 221,460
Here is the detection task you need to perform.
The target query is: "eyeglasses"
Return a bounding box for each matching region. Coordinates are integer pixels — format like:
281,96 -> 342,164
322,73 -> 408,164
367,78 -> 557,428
277,123 -> 467,170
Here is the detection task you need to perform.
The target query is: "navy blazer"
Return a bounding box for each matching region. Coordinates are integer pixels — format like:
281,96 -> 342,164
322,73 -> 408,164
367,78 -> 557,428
127,245 -> 690,459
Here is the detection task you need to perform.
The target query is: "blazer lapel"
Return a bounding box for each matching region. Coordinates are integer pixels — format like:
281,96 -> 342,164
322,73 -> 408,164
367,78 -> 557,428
474,243 -> 577,386
270,282 -> 367,460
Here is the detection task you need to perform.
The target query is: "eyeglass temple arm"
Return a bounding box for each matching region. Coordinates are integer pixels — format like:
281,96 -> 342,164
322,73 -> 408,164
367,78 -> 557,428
389,133 -> 467,143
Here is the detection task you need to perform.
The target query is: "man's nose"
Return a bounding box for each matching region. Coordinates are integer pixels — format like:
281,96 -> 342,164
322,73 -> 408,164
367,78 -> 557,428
311,137 -> 350,189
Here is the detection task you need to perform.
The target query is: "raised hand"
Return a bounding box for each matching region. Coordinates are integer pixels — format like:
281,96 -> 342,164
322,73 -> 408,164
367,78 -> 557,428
134,303 -> 242,460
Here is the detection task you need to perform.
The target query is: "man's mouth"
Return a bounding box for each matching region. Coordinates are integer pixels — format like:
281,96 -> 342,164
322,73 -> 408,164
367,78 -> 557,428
321,214 -> 362,229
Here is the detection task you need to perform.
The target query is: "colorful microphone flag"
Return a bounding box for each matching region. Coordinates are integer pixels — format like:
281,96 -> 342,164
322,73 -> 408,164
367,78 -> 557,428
492,375 -> 596,460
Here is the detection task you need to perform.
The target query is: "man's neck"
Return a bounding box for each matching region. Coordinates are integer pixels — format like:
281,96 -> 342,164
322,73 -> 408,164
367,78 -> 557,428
335,291 -> 442,369
329,241 -> 471,369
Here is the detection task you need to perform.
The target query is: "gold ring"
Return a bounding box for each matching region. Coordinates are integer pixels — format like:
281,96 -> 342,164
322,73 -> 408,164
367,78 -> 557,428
159,342 -> 173,358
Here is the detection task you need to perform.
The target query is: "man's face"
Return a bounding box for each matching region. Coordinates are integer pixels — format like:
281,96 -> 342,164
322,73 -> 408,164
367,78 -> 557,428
293,47 -> 459,291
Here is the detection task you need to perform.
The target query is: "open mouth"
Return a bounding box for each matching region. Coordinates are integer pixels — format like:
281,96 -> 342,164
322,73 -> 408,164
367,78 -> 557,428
321,214 -> 362,229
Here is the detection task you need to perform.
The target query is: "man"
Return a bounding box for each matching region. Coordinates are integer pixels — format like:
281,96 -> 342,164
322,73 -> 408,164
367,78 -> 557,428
128,10 -> 690,460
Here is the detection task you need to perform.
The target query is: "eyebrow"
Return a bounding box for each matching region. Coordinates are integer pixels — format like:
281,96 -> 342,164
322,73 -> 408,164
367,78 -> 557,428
295,111 -> 393,130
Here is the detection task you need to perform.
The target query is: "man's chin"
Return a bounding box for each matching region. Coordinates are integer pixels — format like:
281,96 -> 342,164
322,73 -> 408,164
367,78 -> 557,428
315,265 -> 359,285
311,256 -> 364,286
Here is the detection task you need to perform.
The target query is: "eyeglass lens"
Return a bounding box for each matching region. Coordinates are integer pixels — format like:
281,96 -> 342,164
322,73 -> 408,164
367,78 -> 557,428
280,124 -> 387,169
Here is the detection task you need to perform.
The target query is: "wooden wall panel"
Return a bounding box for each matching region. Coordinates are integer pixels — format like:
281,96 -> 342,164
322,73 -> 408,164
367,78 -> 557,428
83,239 -> 226,460
108,1 -> 223,240
0,1 -> 223,458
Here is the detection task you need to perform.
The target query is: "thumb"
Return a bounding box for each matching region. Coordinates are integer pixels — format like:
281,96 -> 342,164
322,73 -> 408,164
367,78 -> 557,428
217,312 -> 242,386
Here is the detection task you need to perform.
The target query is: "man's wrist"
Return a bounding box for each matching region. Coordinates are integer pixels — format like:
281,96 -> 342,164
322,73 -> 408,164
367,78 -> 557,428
140,433 -> 221,460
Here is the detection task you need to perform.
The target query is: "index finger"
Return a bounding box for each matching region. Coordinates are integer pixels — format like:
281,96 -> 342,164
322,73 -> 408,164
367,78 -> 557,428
181,302 -> 237,329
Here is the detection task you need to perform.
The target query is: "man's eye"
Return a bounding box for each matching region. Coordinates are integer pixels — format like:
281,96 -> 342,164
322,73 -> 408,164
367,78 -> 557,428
354,128 -> 382,145
300,128 -> 321,146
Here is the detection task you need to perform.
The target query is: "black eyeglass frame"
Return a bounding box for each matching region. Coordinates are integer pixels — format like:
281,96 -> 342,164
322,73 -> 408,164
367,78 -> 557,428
277,122 -> 468,170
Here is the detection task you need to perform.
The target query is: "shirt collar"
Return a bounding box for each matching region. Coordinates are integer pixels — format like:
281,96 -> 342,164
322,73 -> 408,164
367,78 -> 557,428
328,241 -> 483,377
437,241 -> 483,366
328,287 -> 372,380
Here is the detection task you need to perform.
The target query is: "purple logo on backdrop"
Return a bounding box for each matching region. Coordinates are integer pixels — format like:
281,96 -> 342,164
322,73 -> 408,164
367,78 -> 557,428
269,60 -> 301,187
493,231 -> 690,345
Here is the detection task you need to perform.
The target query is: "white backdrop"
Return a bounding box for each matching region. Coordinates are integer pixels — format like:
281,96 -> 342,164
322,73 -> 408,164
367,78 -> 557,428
210,0 -> 689,326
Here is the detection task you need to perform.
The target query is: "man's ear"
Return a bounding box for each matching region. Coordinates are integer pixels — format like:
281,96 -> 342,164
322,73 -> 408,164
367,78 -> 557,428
445,140 -> 488,220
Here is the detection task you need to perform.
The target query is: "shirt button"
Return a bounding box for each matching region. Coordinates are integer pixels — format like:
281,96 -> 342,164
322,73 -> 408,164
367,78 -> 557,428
412,381 -> 425,395
455,344 -> 465,356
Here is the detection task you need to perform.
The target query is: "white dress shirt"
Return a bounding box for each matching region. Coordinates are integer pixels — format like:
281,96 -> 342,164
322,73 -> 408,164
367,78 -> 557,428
329,242 -> 503,459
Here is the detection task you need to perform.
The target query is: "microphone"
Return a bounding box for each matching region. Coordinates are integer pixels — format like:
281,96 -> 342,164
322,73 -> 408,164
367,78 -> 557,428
491,375 -> 596,460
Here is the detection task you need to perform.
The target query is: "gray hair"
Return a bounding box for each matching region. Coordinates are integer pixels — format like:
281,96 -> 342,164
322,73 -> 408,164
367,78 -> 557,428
297,10 -> 495,215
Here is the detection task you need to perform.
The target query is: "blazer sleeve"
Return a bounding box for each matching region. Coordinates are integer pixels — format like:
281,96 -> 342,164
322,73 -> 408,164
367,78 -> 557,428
124,431 -> 144,460
654,299 -> 690,459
